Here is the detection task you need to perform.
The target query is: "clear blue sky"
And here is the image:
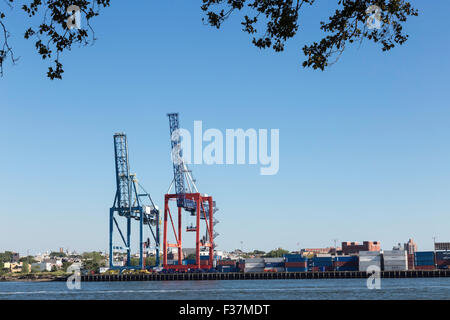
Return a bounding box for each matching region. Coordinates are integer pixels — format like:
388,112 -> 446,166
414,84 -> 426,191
1,1 -> 449,255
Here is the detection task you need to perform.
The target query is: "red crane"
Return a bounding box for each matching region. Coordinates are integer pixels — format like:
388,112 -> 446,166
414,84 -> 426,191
163,113 -> 218,271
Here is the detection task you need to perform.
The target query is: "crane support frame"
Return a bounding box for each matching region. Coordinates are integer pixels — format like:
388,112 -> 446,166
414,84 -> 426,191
163,193 -> 215,270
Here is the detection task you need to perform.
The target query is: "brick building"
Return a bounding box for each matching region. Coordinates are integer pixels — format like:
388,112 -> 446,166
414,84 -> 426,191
341,241 -> 380,255
404,239 -> 418,254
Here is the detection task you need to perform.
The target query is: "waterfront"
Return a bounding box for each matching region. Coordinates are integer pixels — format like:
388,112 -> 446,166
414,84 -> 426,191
1,278 -> 450,300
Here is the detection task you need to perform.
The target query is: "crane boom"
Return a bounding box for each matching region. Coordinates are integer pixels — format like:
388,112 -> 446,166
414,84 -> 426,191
167,113 -> 196,211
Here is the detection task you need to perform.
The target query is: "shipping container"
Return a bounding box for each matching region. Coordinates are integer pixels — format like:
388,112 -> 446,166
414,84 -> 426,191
244,268 -> 265,273
359,251 -> 381,256
337,266 -> 358,272
285,262 -> 307,268
264,267 -> 285,273
285,257 -> 308,263
333,256 -> 358,262
383,250 -> 407,256
436,252 -> 450,266
414,251 -> 435,267
311,257 -> 333,267
286,267 -> 307,272
284,254 -> 303,259
264,258 -> 285,263
359,261 -> 381,272
264,262 -> 285,268
218,260 -> 237,266
182,259 -> 196,265
414,265 -> 435,270
244,258 -> 265,263
384,265 -> 407,271
244,263 -> 265,268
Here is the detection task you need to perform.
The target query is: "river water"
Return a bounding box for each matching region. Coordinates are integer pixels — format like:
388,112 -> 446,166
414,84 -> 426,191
0,278 -> 449,300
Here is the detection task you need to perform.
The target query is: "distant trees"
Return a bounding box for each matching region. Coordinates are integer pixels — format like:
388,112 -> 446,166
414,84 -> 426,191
82,251 -> 106,272
50,252 -> 67,258
0,251 -> 14,263
19,256 -> 37,264
30,265 -> 41,273
145,256 -> 156,266
264,248 -> 290,258
21,262 -> 30,274
251,250 -> 266,255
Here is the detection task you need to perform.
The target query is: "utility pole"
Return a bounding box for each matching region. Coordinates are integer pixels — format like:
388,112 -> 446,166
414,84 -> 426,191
433,237 -> 437,269
333,239 -> 338,272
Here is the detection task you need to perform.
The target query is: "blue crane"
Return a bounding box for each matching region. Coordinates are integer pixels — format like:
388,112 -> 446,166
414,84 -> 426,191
167,113 -> 197,211
109,133 -> 160,270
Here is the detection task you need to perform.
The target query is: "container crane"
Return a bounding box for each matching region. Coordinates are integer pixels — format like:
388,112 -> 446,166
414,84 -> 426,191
109,133 -> 160,271
163,113 -> 219,270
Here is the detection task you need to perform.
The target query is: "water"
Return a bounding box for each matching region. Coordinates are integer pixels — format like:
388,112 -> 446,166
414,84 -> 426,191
1,278 -> 449,300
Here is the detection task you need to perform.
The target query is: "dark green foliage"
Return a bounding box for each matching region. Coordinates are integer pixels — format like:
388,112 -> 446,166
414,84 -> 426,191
0,251 -> 14,263
201,0 -> 418,70
1,0 -> 418,79
49,252 -> 67,258
264,248 -> 290,257
0,0 -> 110,78
19,256 -> 37,264
82,251 -> 106,272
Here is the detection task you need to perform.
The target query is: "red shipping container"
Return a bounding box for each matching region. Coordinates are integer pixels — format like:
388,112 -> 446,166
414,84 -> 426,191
414,265 -> 435,270
285,262 -> 307,268
218,260 -> 237,266
333,261 -> 357,267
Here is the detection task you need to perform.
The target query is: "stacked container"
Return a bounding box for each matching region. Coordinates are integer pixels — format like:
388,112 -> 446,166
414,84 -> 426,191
200,255 -> 210,266
284,254 -> 307,272
264,258 -> 285,272
359,251 -> 381,272
310,256 -> 333,272
333,256 -> 358,271
414,251 -> 435,270
243,258 -> 265,273
436,252 -> 450,269
182,259 -> 196,266
217,265 -> 239,273
383,250 -> 408,271
218,260 -> 237,267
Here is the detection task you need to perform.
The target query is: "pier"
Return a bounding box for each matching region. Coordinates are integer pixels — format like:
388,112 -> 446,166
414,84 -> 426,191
74,270 -> 450,282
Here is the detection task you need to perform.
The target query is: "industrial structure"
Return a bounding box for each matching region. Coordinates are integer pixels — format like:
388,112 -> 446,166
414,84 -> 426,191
109,133 -> 160,271
162,113 -> 219,270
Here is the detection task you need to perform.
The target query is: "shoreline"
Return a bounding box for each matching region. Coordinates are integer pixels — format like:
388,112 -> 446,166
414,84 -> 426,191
1,270 -> 450,282
0,274 -> 68,282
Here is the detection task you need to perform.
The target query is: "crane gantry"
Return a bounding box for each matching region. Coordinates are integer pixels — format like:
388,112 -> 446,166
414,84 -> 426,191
163,113 -> 219,270
109,133 -> 160,271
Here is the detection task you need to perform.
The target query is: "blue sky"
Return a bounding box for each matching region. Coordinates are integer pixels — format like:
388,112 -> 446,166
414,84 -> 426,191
1,1 -> 449,255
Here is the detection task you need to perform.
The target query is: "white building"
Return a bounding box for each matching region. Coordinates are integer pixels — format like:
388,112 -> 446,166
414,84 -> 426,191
31,262 -> 52,272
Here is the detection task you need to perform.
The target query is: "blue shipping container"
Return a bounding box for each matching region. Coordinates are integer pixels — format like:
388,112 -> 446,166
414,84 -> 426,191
337,266 -> 358,271
286,258 -> 307,263
284,254 -> 303,259
265,263 -> 285,268
333,256 -> 358,262
286,267 -> 308,272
